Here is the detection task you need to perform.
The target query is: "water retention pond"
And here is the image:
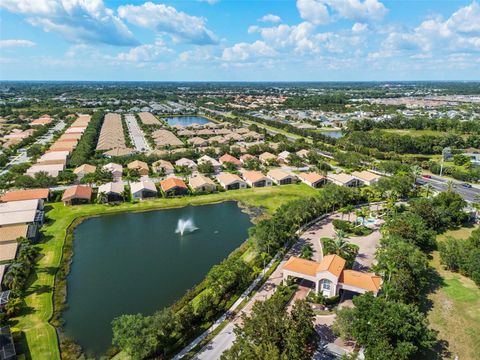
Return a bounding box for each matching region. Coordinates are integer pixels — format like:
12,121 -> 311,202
62,202 -> 253,356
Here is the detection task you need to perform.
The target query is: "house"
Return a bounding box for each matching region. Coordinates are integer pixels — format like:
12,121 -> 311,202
219,154 -> 241,168
130,179 -> 158,200
152,160 -> 174,175
102,163 -> 123,182
127,160 -> 149,176
0,188 -> 49,204
0,242 -> 18,263
197,155 -> 221,172
296,149 -> 310,159
259,152 -> 277,164
62,185 -> 92,205
297,172 -> 328,188
175,158 -> 198,171
97,182 -> 124,202
327,173 -> 359,187
216,172 -> 247,190
26,163 -> 65,177
351,171 -> 382,186
208,135 -> 228,145
282,255 -> 382,298
240,154 -> 256,164
103,148 -> 135,157
188,137 -> 208,147
160,177 -> 188,196
267,169 -> 296,185
0,326 -> 16,360
0,199 -> 44,227
73,164 -> 96,180
242,171 -> 272,187
37,151 -> 69,166
0,224 -> 38,244
277,150 -> 291,163
189,175 -> 217,193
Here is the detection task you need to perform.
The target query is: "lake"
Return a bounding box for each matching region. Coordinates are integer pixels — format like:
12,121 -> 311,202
166,116 -> 211,126
319,130 -> 343,139
63,202 -> 253,356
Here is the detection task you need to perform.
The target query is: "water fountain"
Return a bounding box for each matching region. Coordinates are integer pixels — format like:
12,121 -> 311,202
175,218 -> 198,236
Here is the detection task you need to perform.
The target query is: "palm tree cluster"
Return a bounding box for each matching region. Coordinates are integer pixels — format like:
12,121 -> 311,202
4,238 -> 38,292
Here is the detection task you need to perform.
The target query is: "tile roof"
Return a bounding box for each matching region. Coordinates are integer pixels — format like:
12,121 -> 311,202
340,270 -> 382,292
219,154 -> 241,166
317,254 -> 346,277
160,177 -> 187,192
216,172 -> 244,186
73,164 -> 96,174
242,170 -> 268,183
267,168 -> 293,181
351,171 -> 382,182
297,172 -> 326,183
0,242 -> 18,262
1,188 -> 49,202
62,185 -> 92,201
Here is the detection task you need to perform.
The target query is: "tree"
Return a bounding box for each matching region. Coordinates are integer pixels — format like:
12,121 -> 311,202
26,144 -> 43,158
112,314 -> 159,359
333,293 -> 436,360
4,296 -> 22,317
198,161 -> 215,175
383,211 -> 436,251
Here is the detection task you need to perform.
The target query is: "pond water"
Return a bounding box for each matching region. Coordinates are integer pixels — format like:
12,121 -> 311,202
63,202 -> 252,356
166,116 -> 211,126
319,130 -> 343,139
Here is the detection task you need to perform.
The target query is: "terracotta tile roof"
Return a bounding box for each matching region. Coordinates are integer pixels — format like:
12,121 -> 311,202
1,188 -> 49,202
283,257 -> 321,277
160,177 -> 187,192
259,152 -> 276,161
340,270 -> 382,292
62,185 -> 92,201
242,170 -> 267,183
127,160 -> 149,171
317,254 -> 346,277
219,154 -> 241,166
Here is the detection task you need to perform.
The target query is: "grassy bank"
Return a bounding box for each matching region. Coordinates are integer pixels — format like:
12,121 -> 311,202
12,184 -> 317,359
427,227 -> 480,360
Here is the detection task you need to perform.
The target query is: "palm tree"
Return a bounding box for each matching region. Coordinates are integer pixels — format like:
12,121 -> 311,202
345,204 -> 355,222
97,191 -> 108,204
331,232 -> 350,258
446,180 -> 455,193
339,207 -> 349,220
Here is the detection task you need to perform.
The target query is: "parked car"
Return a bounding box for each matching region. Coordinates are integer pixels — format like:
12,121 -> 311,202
461,183 -> 472,188
422,175 -> 432,179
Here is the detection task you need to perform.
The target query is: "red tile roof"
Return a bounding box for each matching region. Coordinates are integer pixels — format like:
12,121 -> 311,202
160,178 -> 187,192
1,188 -> 49,202
62,185 -> 92,201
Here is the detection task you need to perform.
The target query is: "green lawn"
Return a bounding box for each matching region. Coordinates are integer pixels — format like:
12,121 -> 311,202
428,227 -> 480,360
12,184 -> 317,359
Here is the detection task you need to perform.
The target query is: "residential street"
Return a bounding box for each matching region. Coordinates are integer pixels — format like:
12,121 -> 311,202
191,208 -> 382,359
125,114 -> 150,151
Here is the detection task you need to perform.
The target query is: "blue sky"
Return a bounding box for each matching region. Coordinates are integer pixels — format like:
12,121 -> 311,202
1,0 -> 479,81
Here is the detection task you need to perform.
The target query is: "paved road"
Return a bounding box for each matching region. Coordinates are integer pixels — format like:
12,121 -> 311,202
421,175 -> 480,202
0,120 -> 66,175
125,114 -> 150,151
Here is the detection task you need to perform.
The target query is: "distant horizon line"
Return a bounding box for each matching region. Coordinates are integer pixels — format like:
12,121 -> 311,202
1,79 -> 479,83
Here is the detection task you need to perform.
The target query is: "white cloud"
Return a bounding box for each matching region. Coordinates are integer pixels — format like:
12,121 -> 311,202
222,41 -> 276,61
116,39 -> 172,63
0,0 -> 137,46
352,22 -> 368,32
376,1 -> 480,58
198,0 -> 221,4
296,0 -> 330,25
0,39 -> 36,48
296,0 -> 387,25
118,2 -> 217,45
259,14 -> 282,23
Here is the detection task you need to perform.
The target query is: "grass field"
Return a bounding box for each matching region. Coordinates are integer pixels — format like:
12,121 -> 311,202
382,129 -> 450,137
12,184 -> 317,359
428,226 -> 480,360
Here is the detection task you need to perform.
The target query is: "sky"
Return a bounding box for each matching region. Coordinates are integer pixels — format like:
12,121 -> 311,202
0,0 -> 479,81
